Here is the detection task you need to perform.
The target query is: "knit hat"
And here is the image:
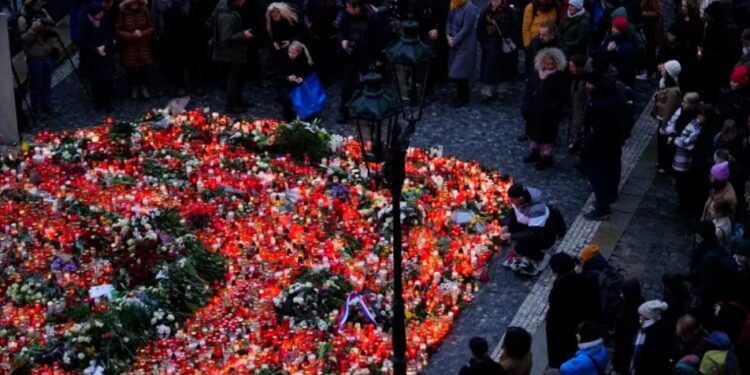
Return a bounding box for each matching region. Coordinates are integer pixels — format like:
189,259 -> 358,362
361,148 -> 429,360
731,65 -> 749,87
638,300 -> 669,320
664,60 -> 682,79
568,0 -> 584,9
579,244 -> 600,262
611,6 -> 627,18
612,17 -> 629,33
711,161 -> 730,182
734,239 -> 750,256
707,331 -> 732,350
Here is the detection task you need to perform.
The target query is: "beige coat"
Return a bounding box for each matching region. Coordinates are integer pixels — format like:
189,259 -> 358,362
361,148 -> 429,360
702,183 -> 737,221
500,351 -> 532,375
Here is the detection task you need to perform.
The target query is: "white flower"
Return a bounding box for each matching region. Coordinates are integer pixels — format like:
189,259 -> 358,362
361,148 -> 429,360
167,314 -> 175,321
78,352 -> 86,360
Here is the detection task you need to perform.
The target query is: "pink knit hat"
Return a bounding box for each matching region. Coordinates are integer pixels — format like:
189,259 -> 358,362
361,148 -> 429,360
711,161 -> 730,182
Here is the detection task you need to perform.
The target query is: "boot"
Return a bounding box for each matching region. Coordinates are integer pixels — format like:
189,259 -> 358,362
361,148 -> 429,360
523,149 -> 541,164
140,86 -> 150,100
535,156 -> 554,170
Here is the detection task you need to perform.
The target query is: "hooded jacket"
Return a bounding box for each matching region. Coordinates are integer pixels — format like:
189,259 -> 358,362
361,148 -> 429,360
560,340 -> 609,375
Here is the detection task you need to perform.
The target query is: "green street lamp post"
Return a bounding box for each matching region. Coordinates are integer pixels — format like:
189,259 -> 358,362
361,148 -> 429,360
348,19 -> 433,375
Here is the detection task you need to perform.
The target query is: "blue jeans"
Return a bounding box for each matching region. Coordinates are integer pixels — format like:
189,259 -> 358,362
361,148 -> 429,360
27,58 -> 53,111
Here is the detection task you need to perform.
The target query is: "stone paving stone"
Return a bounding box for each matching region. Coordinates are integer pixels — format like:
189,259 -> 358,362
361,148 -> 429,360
22,27 -> 662,373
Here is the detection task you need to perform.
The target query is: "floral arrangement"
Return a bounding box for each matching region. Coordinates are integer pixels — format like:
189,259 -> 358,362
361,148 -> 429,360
0,110 -> 512,374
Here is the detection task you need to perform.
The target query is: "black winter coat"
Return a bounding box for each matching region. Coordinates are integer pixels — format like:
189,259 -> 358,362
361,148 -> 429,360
630,319 -> 677,375
522,70 -> 569,144
458,356 -> 508,375
546,272 -> 598,368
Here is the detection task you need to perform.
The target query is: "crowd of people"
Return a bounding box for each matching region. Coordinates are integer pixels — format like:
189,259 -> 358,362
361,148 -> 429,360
10,0 -> 750,372
460,238 -> 750,375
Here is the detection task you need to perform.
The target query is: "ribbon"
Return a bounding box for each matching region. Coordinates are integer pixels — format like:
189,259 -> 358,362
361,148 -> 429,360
337,292 -> 378,331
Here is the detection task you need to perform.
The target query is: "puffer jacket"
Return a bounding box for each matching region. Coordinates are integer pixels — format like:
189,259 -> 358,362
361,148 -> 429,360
556,11 -> 590,57
560,340 -> 609,375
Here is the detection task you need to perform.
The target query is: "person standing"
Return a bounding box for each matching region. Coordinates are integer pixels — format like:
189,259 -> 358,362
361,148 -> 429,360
458,337 -> 508,375
559,321 -> 609,375
567,54 -> 588,152
79,2 -> 116,112
303,0 -> 340,82
612,278 -> 644,375
212,0 -> 255,113
581,71 -> 624,220
336,0 -> 387,123
597,16 -> 636,88
499,327 -> 533,375
116,0 -> 155,101
21,13 -> 58,120
477,0 -> 519,102
653,60 -> 682,173
629,300 -> 676,375
266,2 -> 304,68
639,0 -> 661,77
668,102 -> 706,214
663,91 -> 700,211
527,22 -> 557,71
546,253 -> 597,369
446,0 -> 478,107
556,0 -> 589,58
701,161 -> 737,221
521,0 -> 557,74
521,47 -> 569,170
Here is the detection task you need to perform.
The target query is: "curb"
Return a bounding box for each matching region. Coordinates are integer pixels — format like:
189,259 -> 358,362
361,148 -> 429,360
490,96 -> 659,371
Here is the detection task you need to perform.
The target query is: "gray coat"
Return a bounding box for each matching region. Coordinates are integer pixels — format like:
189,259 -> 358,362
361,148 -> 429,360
446,2 -> 479,79
211,0 -> 247,64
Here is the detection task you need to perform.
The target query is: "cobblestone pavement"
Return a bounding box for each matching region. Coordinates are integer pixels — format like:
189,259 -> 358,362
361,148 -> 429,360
608,173 -> 693,299
20,17 -> 671,370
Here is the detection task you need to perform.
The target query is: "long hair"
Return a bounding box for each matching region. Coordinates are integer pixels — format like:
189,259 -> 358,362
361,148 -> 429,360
289,40 -> 314,65
534,47 -> 567,72
266,2 -> 299,31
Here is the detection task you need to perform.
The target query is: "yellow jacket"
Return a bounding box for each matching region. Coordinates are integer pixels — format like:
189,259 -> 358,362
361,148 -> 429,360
521,4 -> 558,48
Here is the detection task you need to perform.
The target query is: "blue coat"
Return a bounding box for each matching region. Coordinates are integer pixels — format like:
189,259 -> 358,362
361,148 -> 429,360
560,343 -> 609,375
446,2 -> 479,79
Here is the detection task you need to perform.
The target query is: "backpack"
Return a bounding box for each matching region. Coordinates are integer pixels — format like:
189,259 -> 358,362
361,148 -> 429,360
548,204 -> 567,238
597,266 -> 625,321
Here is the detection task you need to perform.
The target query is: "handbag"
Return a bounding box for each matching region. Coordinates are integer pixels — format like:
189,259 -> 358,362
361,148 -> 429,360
289,73 -> 327,120
491,19 -> 516,53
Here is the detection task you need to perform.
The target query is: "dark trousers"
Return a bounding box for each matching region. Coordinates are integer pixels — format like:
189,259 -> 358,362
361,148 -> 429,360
455,78 -> 469,102
515,233 -> 554,261
674,169 -> 694,211
88,62 -> 114,110
226,62 -> 246,108
656,129 -> 673,171
27,58 -> 53,111
339,58 -> 365,114
589,149 -> 622,213
310,37 -> 339,83
126,66 -> 150,87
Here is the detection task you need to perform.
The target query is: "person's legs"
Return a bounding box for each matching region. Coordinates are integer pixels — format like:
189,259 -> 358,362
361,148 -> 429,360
535,143 -> 555,169
607,149 -> 622,203
26,59 -> 44,112
453,78 -> 469,106
226,63 -> 245,110
40,58 -> 53,111
524,140 -> 542,163
338,59 -> 359,122
589,165 -> 612,216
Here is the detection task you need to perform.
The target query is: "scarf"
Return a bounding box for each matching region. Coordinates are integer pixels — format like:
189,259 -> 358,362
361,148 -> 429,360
567,6 -> 584,17
88,14 -> 101,28
450,0 -> 467,11
538,68 -> 556,80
